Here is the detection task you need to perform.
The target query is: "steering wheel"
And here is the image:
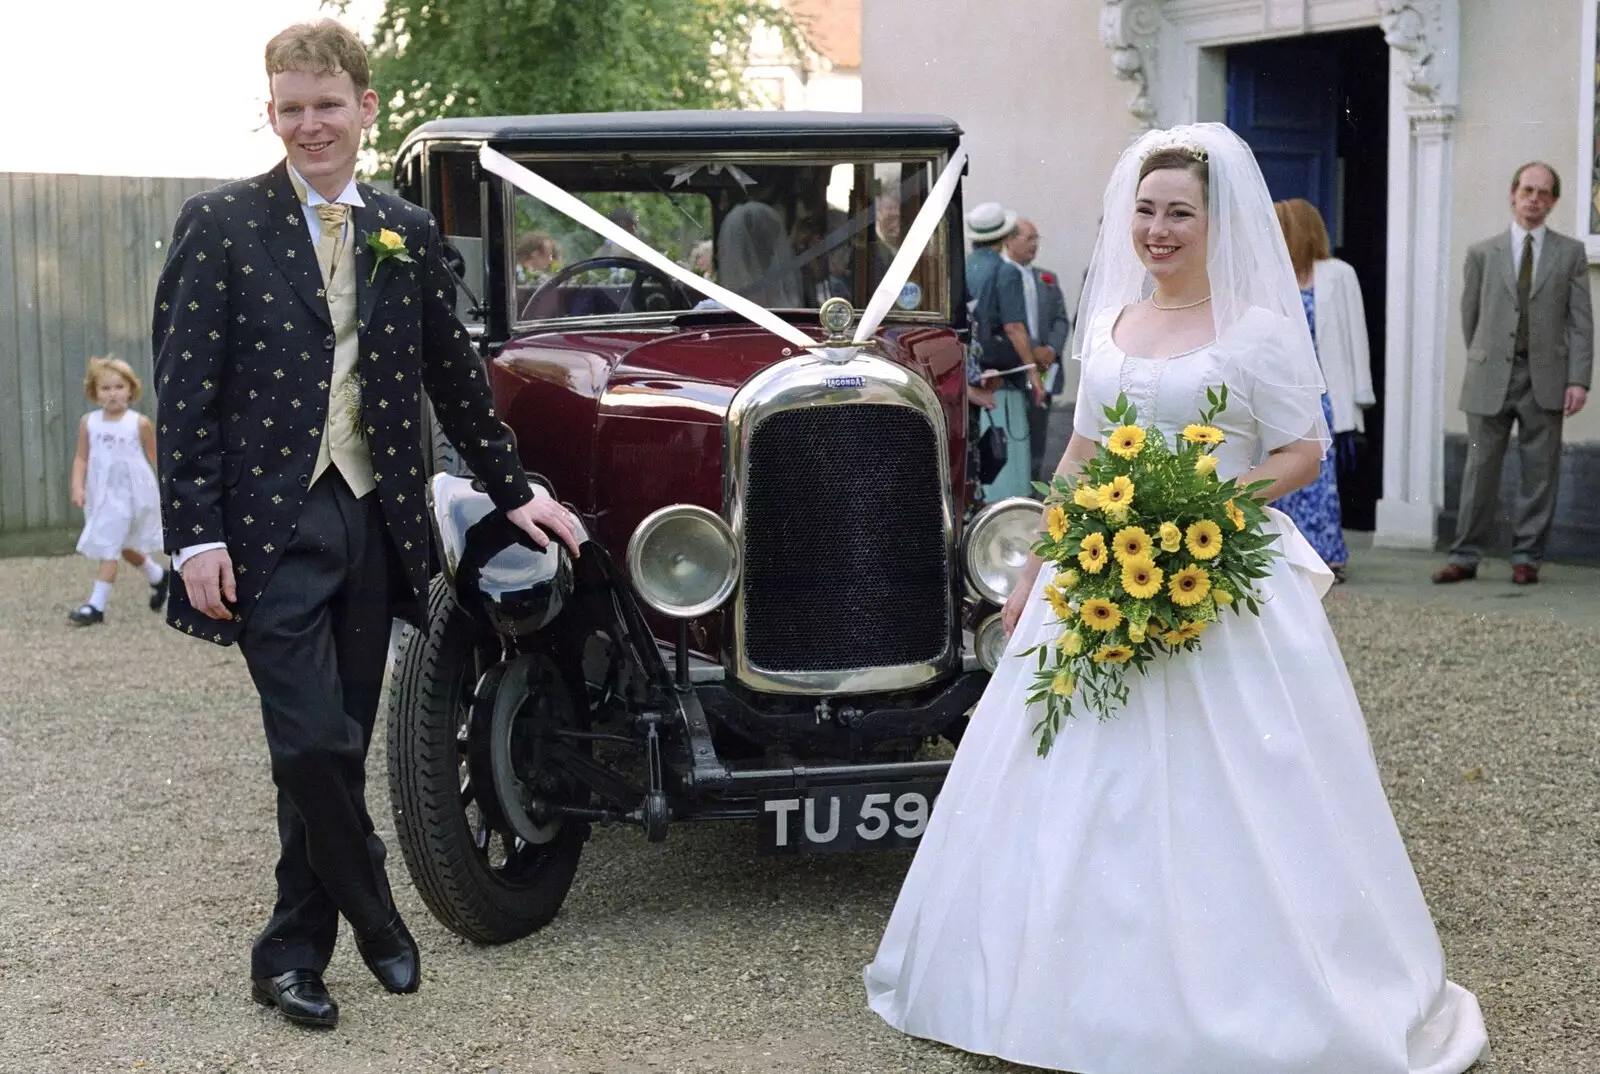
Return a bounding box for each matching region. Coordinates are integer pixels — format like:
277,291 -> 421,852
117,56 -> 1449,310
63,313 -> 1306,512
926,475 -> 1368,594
520,256 -> 693,320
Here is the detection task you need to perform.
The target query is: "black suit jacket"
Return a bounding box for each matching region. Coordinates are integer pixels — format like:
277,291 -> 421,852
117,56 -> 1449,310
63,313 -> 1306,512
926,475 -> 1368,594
153,161 -> 532,645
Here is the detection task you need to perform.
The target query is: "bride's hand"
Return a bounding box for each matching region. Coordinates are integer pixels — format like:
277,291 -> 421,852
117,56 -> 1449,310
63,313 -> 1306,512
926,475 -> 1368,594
1001,582 -> 1030,636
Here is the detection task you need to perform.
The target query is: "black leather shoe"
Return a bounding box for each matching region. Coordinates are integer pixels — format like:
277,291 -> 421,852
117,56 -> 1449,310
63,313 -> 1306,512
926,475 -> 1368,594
67,604 -> 104,626
251,969 -> 339,1028
148,570 -> 170,611
356,915 -> 420,994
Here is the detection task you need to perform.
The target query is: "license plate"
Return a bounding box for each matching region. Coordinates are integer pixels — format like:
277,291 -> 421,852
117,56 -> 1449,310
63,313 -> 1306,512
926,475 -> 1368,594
756,780 -> 942,855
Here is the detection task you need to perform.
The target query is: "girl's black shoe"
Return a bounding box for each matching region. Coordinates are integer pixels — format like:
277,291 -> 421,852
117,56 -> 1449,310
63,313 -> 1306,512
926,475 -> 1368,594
68,604 -> 104,626
149,571 -> 170,611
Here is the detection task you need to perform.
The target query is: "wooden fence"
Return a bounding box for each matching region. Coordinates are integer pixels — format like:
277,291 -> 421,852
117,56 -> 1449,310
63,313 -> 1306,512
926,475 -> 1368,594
0,172 -> 228,554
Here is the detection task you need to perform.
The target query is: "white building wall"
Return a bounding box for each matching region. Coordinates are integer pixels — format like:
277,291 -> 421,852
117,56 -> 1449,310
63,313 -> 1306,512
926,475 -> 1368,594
863,0 -> 1600,442
863,0 -> 1138,397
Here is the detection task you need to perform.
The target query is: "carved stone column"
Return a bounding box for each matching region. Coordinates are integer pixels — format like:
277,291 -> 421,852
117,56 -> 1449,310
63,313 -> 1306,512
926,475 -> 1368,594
1373,0 -> 1460,550
1100,0 -> 1165,128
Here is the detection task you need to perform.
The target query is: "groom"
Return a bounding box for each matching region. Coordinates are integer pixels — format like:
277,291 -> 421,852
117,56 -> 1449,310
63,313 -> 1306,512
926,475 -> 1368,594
154,19 -> 577,1028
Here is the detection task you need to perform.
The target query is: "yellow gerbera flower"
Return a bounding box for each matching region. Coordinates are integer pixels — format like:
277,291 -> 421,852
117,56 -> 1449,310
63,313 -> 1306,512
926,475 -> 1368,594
1225,498 -> 1246,531
1179,618 -> 1210,641
1056,630 -> 1084,656
1044,583 -> 1073,621
1058,568 -> 1081,591
1182,424 -> 1225,446
1092,644 -> 1135,664
1079,598 -> 1124,632
1107,425 -> 1147,459
1111,525 -> 1151,564
1158,521 -> 1182,553
1169,564 -> 1212,607
1073,484 -> 1101,509
1050,670 -> 1078,696
1096,475 -> 1135,513
1046,504 -> 1068,542
1156,628 -> 1187,645
1185,519 -> 1223,560
1078,532 -> 1109,574
1119,557 -> 1163,600
1194,453 -> 1219,478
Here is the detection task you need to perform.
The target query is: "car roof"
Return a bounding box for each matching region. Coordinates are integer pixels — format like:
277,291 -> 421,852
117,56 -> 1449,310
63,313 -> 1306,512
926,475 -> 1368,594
397,110 -> 964,156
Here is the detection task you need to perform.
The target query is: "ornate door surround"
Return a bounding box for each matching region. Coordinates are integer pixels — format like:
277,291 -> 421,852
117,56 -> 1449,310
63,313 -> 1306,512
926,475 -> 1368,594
1101,0 -> 1460,549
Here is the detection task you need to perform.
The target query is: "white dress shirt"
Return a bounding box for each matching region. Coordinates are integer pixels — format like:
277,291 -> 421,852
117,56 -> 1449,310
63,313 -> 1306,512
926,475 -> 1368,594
1003,252 -> 1041,341
1510,222 -> 1547,287
172,167 -> 366,571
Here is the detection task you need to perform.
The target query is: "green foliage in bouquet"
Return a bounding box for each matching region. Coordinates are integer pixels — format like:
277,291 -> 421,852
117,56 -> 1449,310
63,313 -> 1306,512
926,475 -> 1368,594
1022,386 -> 1281,757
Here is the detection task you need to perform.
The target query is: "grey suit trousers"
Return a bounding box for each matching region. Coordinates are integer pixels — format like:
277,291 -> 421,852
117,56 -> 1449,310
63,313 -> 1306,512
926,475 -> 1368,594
1449,360 -> 1564,566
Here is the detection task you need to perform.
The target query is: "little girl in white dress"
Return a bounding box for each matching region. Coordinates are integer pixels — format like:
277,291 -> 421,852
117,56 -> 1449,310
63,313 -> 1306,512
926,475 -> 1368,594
68,357 -> 167,625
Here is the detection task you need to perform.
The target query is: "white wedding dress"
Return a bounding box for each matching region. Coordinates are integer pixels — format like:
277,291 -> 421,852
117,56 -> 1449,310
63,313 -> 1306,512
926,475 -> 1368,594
864,310 -> 1488,1074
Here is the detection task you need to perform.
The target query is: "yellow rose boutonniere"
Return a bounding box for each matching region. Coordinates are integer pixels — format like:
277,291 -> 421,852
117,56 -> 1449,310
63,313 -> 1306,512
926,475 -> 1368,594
1158,521 -> 1182,553
365,227 -> 415,284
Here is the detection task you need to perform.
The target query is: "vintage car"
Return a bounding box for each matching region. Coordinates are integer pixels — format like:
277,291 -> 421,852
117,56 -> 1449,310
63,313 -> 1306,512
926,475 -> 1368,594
385,110 -> 1042,943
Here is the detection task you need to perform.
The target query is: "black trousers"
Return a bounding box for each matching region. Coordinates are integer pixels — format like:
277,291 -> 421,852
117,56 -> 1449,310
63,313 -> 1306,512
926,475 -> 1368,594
239,471 -> 398,978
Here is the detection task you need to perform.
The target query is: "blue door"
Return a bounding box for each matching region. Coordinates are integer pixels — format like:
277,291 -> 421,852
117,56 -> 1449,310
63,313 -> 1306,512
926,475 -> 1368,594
1226,40 -> 1340,232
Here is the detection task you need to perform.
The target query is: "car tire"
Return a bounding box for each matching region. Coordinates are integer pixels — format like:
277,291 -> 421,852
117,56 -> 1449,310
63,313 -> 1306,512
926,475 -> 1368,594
387,574 -> 587,944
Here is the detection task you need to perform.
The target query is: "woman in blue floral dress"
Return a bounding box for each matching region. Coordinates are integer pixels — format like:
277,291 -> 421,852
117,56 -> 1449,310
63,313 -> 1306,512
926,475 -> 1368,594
1272,199 -> 1377,581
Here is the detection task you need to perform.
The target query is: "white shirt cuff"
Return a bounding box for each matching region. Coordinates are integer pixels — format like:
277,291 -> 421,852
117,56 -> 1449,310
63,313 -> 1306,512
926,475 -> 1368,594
173,542 -> 227,571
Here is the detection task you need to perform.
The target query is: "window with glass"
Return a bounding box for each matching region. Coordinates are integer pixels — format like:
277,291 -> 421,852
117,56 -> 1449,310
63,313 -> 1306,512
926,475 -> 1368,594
506,154 -> 951,325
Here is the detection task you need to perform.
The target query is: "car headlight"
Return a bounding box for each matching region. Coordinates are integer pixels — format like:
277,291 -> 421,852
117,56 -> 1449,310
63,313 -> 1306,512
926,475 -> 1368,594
962,497 -> 1043,604
626,504 -> 741,618
974,613 -> 1008,672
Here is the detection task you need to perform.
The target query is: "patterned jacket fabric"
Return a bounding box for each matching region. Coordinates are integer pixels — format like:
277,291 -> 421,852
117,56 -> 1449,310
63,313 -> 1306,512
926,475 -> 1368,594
153,161 -> 532,645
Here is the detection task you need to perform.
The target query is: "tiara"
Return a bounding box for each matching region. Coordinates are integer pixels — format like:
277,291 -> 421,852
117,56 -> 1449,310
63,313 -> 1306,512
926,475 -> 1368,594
1141,132 -> 1209,163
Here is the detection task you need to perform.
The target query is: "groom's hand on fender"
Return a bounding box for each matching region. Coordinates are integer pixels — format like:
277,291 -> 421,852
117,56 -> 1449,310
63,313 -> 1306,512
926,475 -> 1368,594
182,548 -> 237,620
506,498 -> 583,558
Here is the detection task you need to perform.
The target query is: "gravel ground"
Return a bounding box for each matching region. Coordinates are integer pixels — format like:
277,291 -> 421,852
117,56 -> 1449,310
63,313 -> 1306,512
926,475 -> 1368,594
0,552 -> 1595,1074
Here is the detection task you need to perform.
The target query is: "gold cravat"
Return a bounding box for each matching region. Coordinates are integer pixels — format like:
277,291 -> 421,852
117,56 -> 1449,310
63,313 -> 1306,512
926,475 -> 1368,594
315,202 -> 351,280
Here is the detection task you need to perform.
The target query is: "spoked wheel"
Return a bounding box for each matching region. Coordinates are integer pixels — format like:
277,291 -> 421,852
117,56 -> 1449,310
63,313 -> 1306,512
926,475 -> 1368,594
387,575 -> 589,944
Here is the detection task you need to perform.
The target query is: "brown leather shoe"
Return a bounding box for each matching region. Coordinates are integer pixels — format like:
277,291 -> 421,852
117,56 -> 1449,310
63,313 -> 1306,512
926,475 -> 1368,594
1431,563 -> 1477,584
1511,564 -> 1539,585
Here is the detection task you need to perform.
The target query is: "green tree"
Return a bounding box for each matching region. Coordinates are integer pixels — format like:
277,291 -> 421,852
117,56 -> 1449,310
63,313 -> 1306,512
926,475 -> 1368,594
346,0 -> 806,173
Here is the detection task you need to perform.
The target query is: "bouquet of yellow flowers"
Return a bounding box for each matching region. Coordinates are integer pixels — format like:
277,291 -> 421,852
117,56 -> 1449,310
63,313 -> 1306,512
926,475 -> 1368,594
1023,386 -> 1280,756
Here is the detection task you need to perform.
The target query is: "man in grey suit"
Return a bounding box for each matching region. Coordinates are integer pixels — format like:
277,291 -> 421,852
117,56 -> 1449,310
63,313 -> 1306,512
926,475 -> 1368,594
1434,162 -> 1593,586
1003,218 -> 1072,479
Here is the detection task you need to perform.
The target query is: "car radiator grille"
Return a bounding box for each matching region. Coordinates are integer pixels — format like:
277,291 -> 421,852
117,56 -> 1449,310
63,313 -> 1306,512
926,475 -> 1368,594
740,403 -> 950,674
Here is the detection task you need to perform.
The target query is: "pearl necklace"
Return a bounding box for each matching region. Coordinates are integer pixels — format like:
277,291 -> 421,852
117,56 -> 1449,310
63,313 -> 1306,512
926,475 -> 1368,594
1150,293 -> 1212,311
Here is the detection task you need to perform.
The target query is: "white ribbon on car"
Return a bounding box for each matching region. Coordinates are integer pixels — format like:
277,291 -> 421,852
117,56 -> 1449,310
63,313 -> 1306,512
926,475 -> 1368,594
479,144 -> 969,355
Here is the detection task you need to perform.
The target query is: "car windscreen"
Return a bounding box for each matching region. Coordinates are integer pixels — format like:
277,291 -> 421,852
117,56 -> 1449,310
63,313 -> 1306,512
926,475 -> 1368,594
506,154 -> 951,326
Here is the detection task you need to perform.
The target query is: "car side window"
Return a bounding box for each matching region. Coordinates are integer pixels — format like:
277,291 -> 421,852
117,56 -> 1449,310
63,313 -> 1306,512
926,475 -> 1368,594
429,151 -> 487,329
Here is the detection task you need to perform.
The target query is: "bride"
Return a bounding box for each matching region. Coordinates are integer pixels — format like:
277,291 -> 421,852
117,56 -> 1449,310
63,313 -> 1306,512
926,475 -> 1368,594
863,124 -> 1488,1074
